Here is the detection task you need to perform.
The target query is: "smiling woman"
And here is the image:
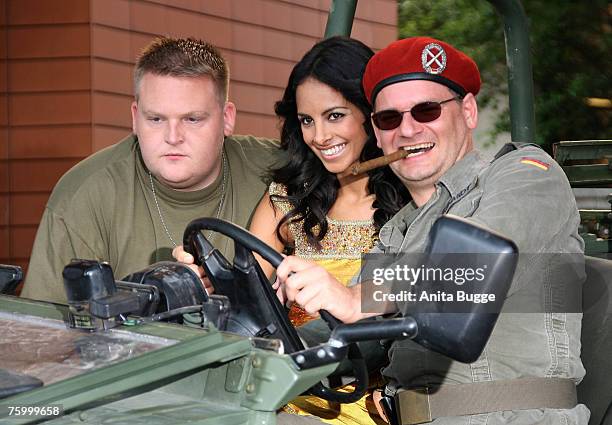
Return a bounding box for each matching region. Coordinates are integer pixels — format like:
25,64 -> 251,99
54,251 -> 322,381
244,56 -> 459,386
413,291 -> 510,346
297,78 -> 369,177
249,36 -> 411,291
246,36 -> 411,425
249,37 -> 410,274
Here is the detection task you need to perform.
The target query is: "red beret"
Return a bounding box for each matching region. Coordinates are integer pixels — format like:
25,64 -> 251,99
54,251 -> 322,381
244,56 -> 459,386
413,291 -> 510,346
363,37 -> 481,105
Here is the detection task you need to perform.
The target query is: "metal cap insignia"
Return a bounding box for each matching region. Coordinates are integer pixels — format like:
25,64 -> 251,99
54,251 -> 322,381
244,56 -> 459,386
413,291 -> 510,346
421,43 -> 447,74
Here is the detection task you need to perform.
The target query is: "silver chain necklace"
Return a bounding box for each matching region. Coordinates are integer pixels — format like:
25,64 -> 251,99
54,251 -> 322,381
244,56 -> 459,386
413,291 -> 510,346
149,152 -> 227,247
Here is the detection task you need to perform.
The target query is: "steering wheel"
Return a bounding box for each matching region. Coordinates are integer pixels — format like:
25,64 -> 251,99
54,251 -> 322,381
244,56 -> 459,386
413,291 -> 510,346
183,217 -> 367,403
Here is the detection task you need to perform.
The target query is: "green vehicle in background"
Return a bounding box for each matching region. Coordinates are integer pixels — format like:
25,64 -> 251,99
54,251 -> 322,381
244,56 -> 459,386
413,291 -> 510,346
554,139 -> 612,257
0,1 -> 611,424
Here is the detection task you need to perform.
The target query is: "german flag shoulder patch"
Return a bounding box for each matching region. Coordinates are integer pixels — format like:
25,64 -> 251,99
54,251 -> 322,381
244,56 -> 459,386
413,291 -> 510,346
520,157 -> 550,171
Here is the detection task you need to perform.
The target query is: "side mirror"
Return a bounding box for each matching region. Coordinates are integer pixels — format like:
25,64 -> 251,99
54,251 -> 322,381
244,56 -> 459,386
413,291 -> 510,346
411,215 -> 518,362
298,215 -> 518,368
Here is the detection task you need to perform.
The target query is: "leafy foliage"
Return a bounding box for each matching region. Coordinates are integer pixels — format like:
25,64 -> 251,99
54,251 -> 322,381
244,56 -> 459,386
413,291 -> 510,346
398,0 -> 611,150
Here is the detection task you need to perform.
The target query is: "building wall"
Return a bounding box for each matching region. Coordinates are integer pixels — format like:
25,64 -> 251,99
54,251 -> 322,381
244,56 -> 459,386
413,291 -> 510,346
1,1 -> 8,268
0,0 -> 397,272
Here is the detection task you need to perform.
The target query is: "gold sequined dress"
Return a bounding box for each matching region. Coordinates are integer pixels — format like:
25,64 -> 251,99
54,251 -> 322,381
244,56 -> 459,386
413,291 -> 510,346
269,182 -> 385,425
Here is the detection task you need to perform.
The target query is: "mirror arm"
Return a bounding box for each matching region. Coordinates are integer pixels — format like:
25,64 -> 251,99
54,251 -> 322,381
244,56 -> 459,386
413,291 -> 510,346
290,317 -> 418,370
330,316 -> 418,345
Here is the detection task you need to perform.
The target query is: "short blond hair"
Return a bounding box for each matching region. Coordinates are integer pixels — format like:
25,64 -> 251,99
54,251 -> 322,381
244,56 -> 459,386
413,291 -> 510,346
134,37 -> 229,103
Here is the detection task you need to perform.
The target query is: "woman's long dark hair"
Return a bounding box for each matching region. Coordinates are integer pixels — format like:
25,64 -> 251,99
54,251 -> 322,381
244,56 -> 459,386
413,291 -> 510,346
272,36 -> 410,248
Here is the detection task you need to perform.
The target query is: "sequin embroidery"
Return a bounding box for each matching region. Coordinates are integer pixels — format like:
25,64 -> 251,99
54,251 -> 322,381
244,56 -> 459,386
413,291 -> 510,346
269,182 -> 377,260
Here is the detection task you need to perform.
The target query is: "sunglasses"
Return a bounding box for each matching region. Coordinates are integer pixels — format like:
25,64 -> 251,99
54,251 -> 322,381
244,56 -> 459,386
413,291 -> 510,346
371,97 -> 460,130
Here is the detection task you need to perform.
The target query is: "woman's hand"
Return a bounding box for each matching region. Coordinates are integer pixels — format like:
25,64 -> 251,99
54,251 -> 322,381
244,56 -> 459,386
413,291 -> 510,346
172,245 -> 214,294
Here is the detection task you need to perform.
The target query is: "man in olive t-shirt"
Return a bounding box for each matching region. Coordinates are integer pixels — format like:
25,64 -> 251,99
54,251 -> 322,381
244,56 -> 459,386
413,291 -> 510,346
21,37 -> 282,304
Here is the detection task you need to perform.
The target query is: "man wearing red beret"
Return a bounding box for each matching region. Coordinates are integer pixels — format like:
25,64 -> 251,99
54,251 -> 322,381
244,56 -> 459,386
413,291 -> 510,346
277,37 -> 587,424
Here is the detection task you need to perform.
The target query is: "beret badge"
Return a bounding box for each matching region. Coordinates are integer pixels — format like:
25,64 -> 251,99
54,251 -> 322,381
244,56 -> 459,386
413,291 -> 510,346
421,43 -> 447,75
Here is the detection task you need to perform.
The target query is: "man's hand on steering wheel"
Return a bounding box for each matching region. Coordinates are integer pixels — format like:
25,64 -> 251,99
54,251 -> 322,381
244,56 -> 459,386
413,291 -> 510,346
175,245 -> 289,305
276,256 -> 362,324
172,245 -> 215,294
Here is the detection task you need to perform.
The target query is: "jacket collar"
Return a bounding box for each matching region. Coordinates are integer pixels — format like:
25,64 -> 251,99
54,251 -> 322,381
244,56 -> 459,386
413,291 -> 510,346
437,150 -> 486,200
378,150 -> 486,250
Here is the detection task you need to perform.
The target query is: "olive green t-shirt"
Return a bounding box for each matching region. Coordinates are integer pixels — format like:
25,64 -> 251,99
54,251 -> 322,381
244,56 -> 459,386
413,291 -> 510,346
22,134 -> 282,304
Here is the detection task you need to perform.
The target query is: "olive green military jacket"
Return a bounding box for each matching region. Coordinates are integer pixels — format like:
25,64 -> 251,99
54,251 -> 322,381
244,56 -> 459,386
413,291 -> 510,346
22,134 -> 283,304
378,145 -> 590,424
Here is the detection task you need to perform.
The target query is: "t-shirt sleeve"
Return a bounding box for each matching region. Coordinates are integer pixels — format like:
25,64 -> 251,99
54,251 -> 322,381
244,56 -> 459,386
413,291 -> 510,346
21,168 -> 115,305
229,135 -> 286,175
21,208 -> 100,304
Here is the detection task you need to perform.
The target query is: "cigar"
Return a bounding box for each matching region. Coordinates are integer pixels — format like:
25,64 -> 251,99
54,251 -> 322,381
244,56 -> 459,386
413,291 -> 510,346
350,150 -> 409,175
